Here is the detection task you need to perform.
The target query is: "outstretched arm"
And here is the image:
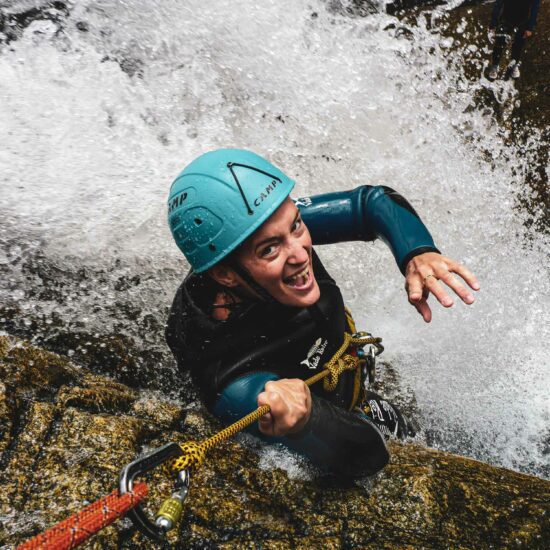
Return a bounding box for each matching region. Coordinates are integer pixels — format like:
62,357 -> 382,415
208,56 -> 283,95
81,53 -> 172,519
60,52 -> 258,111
295,186 -> 479,322
295,185 -> 439,274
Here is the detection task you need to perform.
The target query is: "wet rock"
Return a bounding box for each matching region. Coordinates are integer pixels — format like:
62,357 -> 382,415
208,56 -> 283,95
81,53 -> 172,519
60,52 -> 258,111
0,247 -> 183,394
75,20 -> 88,32
329,0 -> 446,18
386,0 -> 446,17
56,380 -> 137,414
0,0 -> 70,44
131,393 -> 187,432
440,1 -> 550,130
1,336 -> 548,548
0,381 -> 14,456
0,401 -> 55,511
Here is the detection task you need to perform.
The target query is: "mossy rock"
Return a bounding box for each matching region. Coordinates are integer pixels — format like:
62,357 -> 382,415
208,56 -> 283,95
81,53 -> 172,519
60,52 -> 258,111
0,336 -> 548,549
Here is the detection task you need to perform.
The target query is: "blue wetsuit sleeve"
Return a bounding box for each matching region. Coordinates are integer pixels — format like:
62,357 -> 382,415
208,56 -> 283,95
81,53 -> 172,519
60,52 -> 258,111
295,186 -> 439,275
490,0 -> 503,28
213,372 -> 389,476
212,372 -> 335,463
527,0 -> 540,31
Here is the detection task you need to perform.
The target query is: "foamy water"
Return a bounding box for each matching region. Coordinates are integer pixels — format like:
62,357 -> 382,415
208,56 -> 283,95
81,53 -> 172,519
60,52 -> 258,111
1,0 -> 548,477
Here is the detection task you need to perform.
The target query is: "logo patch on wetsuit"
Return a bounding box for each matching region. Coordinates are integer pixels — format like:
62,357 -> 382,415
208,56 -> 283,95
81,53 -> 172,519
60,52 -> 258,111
294,197 -> 312,208
300,337 -> 328,370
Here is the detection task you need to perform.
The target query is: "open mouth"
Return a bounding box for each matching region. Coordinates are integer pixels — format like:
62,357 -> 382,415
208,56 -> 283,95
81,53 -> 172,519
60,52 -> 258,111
283,264 -> 312,290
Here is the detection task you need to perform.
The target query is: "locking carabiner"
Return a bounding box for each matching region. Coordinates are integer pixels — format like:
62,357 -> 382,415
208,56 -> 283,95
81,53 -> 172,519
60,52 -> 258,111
354,331 -> 383,385
155,468 -> 190,532
119,442 -> 185,541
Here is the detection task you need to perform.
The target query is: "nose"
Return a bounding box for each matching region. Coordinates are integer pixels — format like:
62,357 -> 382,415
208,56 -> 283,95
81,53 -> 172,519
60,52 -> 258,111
286,236 -> 309,265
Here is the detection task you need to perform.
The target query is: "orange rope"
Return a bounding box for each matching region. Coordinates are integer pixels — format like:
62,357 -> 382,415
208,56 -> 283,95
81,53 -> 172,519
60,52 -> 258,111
17,482 -> 148,550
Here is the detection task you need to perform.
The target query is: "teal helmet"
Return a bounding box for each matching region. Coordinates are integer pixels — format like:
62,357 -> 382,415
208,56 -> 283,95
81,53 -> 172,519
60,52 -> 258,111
168,149 -> 295,272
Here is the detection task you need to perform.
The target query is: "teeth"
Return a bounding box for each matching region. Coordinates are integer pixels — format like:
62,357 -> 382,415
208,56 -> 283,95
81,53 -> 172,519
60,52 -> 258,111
286,267 -> 309,285
289,267 -> 308,281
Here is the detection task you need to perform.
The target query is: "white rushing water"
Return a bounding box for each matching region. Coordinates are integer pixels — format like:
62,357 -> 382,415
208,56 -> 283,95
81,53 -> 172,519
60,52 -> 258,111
0,0 -> 548,477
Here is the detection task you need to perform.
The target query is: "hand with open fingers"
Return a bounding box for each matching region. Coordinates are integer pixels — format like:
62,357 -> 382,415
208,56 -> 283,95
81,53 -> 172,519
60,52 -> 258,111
404,252 -> 480,323
257,379 -> 312,437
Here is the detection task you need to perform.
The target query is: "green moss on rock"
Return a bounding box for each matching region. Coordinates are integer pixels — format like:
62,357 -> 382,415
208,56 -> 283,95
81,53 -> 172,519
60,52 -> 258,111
0,337 -> 548,549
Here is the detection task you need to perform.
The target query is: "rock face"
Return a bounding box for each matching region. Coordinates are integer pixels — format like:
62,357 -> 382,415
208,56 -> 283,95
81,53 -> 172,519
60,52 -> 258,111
1,336 -> 549,549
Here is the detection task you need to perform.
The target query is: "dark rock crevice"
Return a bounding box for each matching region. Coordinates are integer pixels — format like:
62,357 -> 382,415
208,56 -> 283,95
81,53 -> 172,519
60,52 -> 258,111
0,0 -> 70,43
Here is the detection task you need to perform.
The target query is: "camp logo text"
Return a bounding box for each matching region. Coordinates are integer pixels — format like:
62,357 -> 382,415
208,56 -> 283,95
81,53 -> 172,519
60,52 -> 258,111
300,337 -> 328,370
253,180 -> 280,208
168,191 -> 188,214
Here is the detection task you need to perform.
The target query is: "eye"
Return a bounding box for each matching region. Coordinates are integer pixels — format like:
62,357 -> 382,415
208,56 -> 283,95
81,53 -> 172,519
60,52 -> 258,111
260,244 -> 277,257
291,218 -> 302,232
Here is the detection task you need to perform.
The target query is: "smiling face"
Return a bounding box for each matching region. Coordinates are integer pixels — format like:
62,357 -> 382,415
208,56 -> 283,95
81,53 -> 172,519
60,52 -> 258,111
211,198 -> 321,308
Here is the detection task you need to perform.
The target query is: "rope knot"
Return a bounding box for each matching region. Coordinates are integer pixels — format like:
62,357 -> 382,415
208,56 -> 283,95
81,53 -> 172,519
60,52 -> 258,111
321,331 -> 382,392
323,353 -> 360,391
169,441 -> 206,474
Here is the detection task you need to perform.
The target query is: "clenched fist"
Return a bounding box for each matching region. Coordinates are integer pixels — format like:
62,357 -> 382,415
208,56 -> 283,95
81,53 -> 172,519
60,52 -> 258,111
257,379 -> 312,437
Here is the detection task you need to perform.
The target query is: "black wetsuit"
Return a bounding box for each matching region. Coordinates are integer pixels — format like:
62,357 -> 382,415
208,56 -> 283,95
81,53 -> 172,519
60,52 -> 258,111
490,0 -> 541,65
166,185 -> 439,477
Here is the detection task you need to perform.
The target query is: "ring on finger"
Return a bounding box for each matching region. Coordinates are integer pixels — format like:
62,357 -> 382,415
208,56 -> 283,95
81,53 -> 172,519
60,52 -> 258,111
423,274 -> 437,284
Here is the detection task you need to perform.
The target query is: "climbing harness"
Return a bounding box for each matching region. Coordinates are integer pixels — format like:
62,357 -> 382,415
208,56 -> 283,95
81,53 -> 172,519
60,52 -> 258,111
18,327 -> 382,548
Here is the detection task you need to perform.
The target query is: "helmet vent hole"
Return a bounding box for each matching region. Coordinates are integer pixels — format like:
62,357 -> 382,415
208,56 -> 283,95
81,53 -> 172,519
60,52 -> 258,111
209,244 -> 216,251
194,218 -> 203,225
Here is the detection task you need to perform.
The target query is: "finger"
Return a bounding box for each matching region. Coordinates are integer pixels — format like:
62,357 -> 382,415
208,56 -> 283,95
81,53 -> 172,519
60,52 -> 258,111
424,276 -> 454,307
258,414 -> 274,436
257,391 -> 270,409
413,298 -> 432,323
263,400 -> 290,436
406,275 -> 424,303
257,391 -> 277,419
257,393 -> 275,435
438,272 -> 475,304
258,411 -> 273,425
446,261 -> 480,291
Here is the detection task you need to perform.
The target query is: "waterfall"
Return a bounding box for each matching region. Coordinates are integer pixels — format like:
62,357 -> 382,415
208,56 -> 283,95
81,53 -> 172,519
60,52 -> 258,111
1,0 -> 548,478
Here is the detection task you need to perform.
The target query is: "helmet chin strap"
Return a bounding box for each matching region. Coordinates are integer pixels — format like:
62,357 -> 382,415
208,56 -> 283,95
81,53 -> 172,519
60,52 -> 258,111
225,257 -> 276,304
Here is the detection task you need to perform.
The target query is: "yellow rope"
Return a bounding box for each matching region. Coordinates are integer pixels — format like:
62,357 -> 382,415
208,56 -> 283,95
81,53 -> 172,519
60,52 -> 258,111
169,331 -> 382,474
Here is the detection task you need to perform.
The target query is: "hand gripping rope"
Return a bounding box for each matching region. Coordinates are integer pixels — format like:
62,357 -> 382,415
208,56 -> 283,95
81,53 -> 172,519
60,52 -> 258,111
18,325 -> 382,548
172,332 -> 382,471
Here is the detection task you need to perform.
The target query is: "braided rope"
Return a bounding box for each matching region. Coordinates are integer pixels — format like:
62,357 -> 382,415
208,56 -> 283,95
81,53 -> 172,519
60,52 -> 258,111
17,483 -> 148,550
170,331 -> 382,474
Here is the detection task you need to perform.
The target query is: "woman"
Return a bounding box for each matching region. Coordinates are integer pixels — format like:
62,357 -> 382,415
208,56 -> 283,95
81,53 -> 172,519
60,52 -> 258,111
165,149 -> 479,476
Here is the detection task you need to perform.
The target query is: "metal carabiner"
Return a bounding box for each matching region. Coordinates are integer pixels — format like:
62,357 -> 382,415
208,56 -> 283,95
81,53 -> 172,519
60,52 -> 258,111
155,468 -> 190,532
358,345 -> 377,384
366,345 -> 377,384
352,332 -> 384,356
119,442 -> 184,541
